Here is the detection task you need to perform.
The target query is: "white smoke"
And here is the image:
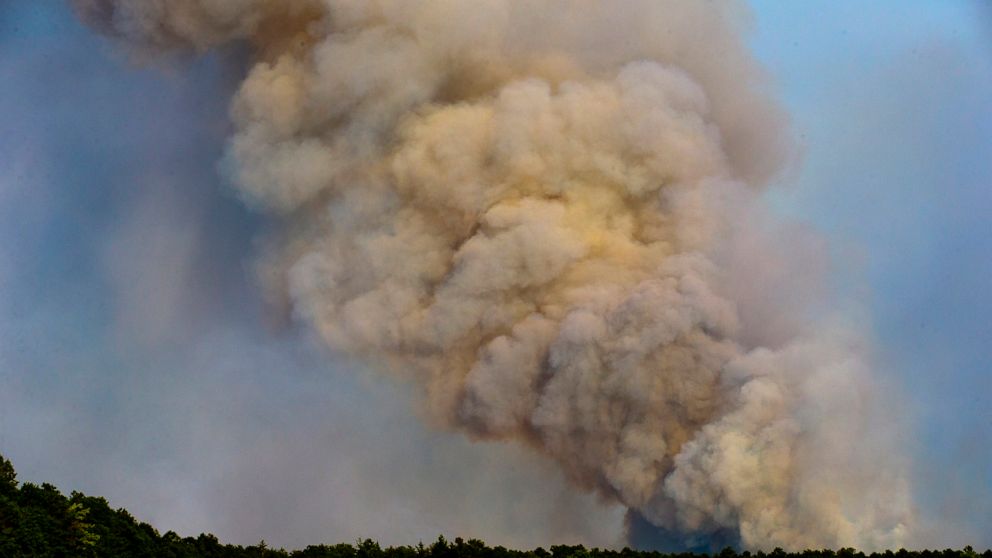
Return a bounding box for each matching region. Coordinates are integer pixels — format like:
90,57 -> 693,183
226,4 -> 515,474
74,0 -> 913,550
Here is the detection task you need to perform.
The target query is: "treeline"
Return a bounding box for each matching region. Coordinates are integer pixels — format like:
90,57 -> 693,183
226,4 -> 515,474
1,453 -> 988,558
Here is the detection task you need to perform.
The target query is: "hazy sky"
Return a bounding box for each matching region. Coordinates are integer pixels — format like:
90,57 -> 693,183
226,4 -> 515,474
0,1 -> 989,551
750,3 -> 992,543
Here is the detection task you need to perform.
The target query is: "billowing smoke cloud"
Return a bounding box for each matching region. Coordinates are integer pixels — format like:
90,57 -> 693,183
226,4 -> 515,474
74,0 -> 913,550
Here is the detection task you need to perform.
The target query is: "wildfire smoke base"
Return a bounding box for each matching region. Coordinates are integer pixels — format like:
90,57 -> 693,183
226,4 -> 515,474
74,0 -> 912,550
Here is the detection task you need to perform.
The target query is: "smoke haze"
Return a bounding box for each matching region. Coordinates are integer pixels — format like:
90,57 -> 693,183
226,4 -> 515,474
0,5 -> 629,548
67,0 -> 919,550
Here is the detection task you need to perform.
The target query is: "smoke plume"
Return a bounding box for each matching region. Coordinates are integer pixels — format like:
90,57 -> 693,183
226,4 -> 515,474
74,0 -> 913,550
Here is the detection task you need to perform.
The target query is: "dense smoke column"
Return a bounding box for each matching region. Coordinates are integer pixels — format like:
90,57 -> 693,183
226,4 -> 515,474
74,0 -> 912,550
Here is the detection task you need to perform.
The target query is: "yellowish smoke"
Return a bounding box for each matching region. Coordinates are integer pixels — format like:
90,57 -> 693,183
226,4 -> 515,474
75,0 -> 913,549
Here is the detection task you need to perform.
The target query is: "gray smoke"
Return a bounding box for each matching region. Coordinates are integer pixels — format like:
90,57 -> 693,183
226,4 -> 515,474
74,0 -> 913,550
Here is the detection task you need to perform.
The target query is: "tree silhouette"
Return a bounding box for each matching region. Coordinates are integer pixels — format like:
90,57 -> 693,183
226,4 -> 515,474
0,452 -> 989,558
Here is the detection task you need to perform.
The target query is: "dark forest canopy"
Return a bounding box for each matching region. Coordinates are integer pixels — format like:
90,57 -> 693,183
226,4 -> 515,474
0,453 -> 987,558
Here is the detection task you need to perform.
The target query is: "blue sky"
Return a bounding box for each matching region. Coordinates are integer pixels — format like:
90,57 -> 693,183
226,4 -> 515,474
0,1 -> 989,550
750,2 -> 992,535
